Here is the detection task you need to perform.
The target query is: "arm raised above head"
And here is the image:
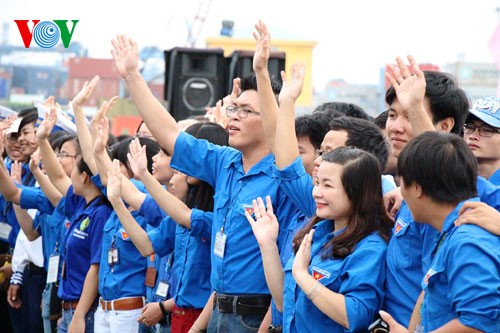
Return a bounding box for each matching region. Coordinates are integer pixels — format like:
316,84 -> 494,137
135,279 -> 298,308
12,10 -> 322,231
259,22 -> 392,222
111,35 -> 180,155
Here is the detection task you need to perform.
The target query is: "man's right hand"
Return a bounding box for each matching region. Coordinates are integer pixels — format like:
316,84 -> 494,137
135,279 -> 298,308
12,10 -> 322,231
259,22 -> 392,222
7,284 -> 22,309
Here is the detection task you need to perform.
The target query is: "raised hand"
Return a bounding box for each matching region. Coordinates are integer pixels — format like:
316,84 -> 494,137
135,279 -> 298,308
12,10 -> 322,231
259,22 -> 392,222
127,138 -> 148,179
292,229 -> 314,279
29,149 -> 42,173
111,35 -> 140,79
72,75 -> 100,108
42,96 -> 62,114
36,108 -> 58,141
10,160 -> 22,185
279,61 -> 306,104
385,55 -> 426,112
90,97 -> 117,153
245,196 -> 279,248
252,20 -> 271,73
107,159 -> 123,202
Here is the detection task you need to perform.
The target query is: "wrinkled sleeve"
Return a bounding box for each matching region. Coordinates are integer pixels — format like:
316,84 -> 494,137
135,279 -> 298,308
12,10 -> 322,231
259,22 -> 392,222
447,229 -> 500,331
20,186 -> 54,214
340,237 -> 387,332
273,157 -> 316,218
170,131 -> 233,187
189,209 -> 212,239
138,194 -> 167,228
148,216 -> 176,257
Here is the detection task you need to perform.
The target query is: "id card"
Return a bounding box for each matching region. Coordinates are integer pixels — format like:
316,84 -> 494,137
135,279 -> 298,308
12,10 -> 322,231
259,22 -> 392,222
214,230 -> 227,258
0,222 -> 12,242
107,248 -> 119,266
145,267 -> 157,287
46,255 -> 60,284
156,281 -> 170,298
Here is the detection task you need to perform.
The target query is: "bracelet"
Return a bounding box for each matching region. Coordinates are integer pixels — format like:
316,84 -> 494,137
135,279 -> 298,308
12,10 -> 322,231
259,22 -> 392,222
306,281 -> 324,301
158,301 -> 168,316
189,326 -> 206,333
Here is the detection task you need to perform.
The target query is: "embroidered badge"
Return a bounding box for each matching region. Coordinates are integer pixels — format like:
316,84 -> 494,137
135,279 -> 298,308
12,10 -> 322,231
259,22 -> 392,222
79,217 -> 90,231
312,266 -> 331,281
121,231 -> 129,240
394,219 -> 407,235
65,221 -> 70,229
243,204 -> 254,216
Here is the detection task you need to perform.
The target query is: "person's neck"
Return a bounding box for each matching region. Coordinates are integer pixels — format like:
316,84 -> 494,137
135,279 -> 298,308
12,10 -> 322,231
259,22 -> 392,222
334,218 -> 348,232
477,159 -> 500,179
241,145 -> 271,174
83,186 -> 102,205
423,201 -> 457,232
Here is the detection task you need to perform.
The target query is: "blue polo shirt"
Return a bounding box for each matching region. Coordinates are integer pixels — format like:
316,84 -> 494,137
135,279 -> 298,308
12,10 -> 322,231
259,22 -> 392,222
58,188 -> 111,301
98,209 -> 148,300
283,220 -> 387,333
383,176 -> 500,326
170,131 -> 296,295
0,159 -> 36,248
421,198 -> 500,331
19,187 -> 56,270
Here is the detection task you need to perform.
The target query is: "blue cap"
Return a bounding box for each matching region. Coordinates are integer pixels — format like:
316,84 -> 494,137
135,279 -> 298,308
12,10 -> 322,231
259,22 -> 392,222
468,97 -> 500,129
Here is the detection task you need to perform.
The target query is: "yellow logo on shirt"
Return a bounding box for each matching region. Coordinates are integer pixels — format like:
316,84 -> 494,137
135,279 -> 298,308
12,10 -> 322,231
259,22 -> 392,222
80,217 -> 90,231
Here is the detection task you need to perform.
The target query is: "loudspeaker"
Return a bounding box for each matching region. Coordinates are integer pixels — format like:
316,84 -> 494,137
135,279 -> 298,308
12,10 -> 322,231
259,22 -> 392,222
164,47 -> 227,121
226,50 -> 286,92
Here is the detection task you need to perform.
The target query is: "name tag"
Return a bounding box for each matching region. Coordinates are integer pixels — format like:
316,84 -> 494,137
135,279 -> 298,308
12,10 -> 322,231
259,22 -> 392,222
214,230 -> 227,258
46,254 -> 60,284
156,281 -> 169,298
108,248 -> 119,266
0,222 -> 12,241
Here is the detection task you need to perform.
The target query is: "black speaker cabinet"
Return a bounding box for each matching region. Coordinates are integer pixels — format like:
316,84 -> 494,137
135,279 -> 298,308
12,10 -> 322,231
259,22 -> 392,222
164,48 -> 227,121
226,50 -> 286,92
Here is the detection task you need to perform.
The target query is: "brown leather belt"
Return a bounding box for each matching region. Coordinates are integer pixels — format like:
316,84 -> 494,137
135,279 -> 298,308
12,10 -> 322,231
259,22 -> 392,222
100,297 -> 144,311
62,300 -> 79,310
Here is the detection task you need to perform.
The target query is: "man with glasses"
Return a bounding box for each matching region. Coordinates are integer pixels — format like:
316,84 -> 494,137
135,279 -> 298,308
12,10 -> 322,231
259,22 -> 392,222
111,33 -> 297,332
463,97 -> 500,185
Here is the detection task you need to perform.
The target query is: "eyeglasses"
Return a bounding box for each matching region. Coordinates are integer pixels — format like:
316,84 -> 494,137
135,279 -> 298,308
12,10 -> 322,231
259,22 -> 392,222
226,105 -> 261,118
56,152 -> 78,159
463,123 -> 500,137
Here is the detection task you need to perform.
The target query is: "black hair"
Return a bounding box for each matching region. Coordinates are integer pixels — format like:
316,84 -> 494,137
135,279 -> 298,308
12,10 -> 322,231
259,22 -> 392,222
240,74 -> 282,96
117,134 -> 131,142
110,137 -> 160,176
294,147 -> 393,259
184,122 -> 229,211
313,102 -> 371,121
329,117 -> 389,171
17,108 -> 39,131
48,131 -> 69,150
373,110 -> 389,130
398,131 -> 477,205
385,71 -> 470,135
295,114 -> 330,150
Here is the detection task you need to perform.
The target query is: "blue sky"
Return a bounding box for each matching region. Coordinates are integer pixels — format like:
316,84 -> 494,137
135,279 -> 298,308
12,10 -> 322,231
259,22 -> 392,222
2,0 -> 500,89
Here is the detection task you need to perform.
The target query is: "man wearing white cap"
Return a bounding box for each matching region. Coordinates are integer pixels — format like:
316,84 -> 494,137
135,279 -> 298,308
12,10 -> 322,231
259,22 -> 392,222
464,97 -> 500,185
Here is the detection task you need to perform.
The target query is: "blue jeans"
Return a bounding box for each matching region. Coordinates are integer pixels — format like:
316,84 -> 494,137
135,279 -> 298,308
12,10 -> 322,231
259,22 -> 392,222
57,306 -> 96,333
207,306 -> 263,333
42,284 -> 52,333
